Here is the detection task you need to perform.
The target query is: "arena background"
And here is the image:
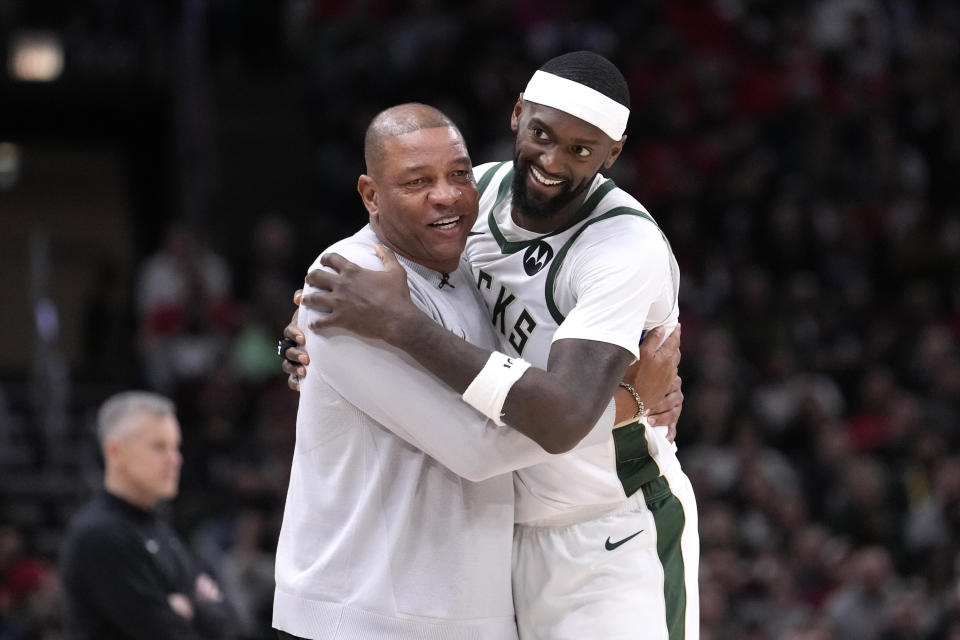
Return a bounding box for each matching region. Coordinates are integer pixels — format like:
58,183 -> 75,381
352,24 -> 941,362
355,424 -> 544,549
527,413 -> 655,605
1,1 -> 959,638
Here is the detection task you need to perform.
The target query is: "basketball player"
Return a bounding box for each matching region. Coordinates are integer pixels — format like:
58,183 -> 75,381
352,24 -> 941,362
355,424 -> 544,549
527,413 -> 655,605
290,52 -> 699,640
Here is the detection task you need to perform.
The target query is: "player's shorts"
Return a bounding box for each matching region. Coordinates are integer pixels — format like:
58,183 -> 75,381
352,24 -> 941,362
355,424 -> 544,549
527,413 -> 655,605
512,461 -> 699,640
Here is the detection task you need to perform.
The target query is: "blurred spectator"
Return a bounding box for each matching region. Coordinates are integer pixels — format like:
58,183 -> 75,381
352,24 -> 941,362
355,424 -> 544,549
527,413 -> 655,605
904,455 -> 960,556
825,546 -> 901,640
135,222 -> 236,393
231,214 -> 302,384
0,524 -> 61,639
828,455 -> 904,550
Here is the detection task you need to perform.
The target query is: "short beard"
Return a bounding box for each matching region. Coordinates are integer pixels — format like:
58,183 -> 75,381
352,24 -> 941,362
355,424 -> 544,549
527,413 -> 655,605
511,155 -> 590,220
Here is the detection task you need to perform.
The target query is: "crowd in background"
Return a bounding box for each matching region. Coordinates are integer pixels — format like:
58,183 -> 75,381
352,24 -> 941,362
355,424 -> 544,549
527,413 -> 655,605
2,0 -> 960,638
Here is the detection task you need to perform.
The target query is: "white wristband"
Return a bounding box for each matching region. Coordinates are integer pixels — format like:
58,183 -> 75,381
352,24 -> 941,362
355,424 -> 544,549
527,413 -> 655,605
462,352 -> 532,426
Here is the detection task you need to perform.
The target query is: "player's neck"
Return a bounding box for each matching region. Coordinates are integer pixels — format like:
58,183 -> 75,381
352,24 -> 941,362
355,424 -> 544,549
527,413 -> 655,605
512,191 -> 591,235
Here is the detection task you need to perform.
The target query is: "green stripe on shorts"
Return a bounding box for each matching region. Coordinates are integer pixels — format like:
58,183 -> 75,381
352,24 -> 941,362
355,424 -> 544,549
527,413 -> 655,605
614,422 -> 688,638
612,419 -> 661,496
643,476 -> 687,640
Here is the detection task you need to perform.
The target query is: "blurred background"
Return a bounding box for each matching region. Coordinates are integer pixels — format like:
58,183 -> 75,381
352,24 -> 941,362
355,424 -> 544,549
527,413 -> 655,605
1,0 -> 959,638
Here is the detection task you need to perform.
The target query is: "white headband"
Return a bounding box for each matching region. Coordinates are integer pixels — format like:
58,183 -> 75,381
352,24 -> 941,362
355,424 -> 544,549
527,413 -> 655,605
522,70 -> 630,141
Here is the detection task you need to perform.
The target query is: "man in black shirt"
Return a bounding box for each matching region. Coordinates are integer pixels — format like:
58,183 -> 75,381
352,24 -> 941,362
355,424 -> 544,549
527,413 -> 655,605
60,391 -> 236,639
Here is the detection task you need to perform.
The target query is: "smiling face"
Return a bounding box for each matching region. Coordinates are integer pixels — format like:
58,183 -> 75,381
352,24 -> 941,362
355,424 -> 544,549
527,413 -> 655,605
509,99 -> 625,232
360,125 -> 478,274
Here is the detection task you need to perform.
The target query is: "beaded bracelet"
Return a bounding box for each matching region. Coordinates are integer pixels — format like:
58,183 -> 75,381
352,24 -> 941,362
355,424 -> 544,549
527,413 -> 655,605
618,382 -> 649,420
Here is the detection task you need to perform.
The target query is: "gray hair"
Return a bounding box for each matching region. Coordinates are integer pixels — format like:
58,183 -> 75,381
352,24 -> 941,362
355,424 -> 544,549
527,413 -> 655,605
97,391 -> 176,446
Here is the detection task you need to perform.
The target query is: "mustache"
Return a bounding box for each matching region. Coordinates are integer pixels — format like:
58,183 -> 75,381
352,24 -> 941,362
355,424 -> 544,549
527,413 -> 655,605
511,157 -> 586,219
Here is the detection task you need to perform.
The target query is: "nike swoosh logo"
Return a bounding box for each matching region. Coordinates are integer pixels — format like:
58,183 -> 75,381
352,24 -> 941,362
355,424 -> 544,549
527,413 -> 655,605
604,530 -> 644,551
467,231 -> 484,236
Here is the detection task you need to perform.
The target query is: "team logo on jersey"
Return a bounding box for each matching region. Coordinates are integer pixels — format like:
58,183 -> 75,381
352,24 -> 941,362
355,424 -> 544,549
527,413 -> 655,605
522,241 -> 554,276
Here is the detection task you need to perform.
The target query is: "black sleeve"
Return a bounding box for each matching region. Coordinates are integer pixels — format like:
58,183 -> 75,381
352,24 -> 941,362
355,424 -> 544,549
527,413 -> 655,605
192,596 -> 239,640
65,523 -> 205,640
162,526 -> 240,640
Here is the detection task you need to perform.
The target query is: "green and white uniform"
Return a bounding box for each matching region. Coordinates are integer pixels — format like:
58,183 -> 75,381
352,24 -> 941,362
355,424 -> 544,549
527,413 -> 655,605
465,161 -> 700,640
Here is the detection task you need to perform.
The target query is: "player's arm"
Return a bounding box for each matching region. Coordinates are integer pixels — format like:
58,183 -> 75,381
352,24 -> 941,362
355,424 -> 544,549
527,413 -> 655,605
281,299 -> 684,441
304,246 -> 676,454
297,282 -> 589,481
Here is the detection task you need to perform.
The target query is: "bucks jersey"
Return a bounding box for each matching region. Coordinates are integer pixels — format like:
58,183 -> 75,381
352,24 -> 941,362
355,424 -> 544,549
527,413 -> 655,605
465,161 -> 681,525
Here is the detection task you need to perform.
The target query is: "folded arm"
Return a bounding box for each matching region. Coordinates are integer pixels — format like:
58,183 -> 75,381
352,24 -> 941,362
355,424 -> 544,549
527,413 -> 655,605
66,528 -> 204,640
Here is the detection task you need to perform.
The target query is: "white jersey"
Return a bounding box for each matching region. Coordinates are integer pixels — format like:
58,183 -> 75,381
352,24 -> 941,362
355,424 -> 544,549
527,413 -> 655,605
465,161 -> 681,525
273,225 -> 618,639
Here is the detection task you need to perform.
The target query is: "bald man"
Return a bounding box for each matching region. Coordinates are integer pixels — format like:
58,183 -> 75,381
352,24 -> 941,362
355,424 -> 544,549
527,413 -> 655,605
271,103 -> 678,640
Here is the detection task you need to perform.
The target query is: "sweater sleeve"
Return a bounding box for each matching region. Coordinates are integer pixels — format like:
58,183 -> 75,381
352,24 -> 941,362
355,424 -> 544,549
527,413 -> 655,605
300,330 -> 570,482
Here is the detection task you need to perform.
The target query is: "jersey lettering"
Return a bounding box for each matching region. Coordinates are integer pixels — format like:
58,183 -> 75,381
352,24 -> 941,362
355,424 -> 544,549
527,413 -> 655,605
476,268 -> 538,354
508,309 -> 536,355
491,286 -> 516,334
477,269 -> 493,291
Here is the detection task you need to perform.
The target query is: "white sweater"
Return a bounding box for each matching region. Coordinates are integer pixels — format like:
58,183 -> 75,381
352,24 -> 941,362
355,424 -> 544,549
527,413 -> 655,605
273,226 -> 615,639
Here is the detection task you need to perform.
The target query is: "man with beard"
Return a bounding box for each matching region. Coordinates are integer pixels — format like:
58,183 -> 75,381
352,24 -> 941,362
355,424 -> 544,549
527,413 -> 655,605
286,51 -> 699,639
272,102 -> 680,640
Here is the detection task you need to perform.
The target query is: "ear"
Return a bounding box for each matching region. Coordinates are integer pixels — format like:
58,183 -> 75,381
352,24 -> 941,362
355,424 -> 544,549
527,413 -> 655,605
357,174 -> 379,221
103,438 -> 122,468
602,134 -> 627,170
510,95 -> 524,133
